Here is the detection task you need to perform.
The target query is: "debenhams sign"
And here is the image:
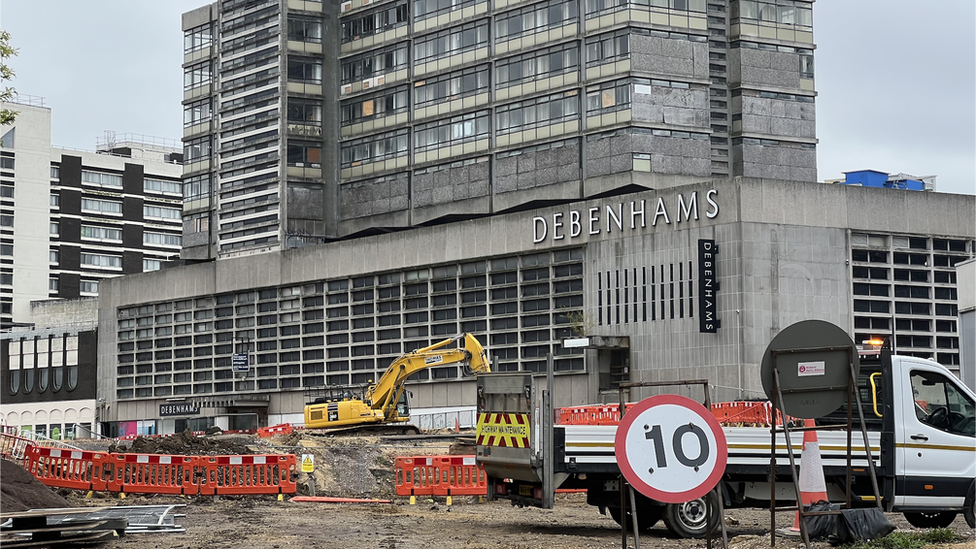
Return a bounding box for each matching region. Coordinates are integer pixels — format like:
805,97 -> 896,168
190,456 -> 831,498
532,189 -> 719,243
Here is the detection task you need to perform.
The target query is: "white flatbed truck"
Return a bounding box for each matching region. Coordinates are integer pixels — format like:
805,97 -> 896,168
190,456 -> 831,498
475,349 -> 976,537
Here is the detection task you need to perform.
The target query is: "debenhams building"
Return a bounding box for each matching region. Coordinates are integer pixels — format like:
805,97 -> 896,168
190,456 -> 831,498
98,178 -> 975,433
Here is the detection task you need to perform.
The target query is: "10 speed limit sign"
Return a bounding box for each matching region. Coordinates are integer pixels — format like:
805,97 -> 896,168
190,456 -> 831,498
614,394 -> 727,503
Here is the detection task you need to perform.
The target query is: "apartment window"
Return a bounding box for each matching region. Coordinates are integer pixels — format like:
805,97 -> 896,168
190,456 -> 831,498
341,3 -> 408,43
144,232 -> 182,247
145,178 -> 182,195
0,244 -> 11,256
288,100 -> 323,127
0,273 -> 10,285
0,186 -> 13,199
140,207 -> 182,225
49,250 -> 58,263
184,136 -> 211,161
414,20 -> 489,63
341,87 -> 410,125
415,111 -> 490,152
81,198 -> 122,215
81,253 -> 121,269
287,142 -> 323,167
49,277 -> 58,291
585,0 -> 705,15
733,0 -> 812,29
288,58 -> 322,84
799,53 -> 814,78
184,99 -> 212,127
497,44 -> 578,87
497,91 -> 579,134
341,44 -> 409,84
183,174 -> 211,201
586,79 -> 632,113
184,24 -> 212,52
495,0 -> 577,41
81,225 -> 122,241
50,222 -> 59,235
585,30 -> 629,66
81,170 -> 122,188
415,66 -> 488,107
288,17 -> 323,43
144,259 -> 162,272
184,62 -> 211,90
341,128 -> 409,168
0,157 -> 13,171
414,0 -> 481,20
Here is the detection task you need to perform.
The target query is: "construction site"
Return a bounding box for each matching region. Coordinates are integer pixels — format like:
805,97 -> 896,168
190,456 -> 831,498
0,424 -> 972,549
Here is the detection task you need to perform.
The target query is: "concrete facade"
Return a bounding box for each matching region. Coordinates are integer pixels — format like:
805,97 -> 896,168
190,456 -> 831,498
95,179 -> 975,430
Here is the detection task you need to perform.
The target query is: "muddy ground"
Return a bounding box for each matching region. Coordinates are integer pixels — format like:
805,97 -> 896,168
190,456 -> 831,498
82,493 -> 973,549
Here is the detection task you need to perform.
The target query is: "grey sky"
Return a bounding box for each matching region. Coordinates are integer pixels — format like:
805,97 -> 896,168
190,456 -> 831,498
1,1 -> 974,195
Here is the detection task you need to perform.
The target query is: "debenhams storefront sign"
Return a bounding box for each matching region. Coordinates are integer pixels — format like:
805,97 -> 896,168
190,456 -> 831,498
531,189 -> 719,243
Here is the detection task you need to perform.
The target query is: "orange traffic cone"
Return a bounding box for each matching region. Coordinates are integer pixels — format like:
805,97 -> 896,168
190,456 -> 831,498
454,418 -> 460,433
791,418 -> 829,532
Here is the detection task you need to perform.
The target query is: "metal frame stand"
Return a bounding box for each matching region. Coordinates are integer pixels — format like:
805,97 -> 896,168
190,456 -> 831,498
768,348 -> 883,549
618,380 -> 729,549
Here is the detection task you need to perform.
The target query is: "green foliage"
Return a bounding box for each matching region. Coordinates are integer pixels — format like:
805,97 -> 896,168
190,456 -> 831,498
838,527 -> 959,549
1,30 -> 18,125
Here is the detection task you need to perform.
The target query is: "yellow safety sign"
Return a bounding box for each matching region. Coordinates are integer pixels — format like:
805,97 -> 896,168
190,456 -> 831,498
476,413 -> 530,448
301,454 -> 315,473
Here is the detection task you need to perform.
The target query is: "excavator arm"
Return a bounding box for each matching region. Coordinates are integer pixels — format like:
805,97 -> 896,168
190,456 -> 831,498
366,333 -> 490,420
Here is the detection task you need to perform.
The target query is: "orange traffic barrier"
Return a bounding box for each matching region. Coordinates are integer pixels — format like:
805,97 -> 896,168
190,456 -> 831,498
555,401 -> 791,427
24,446 -> 108,492
394,456 -> 438,497
104,453 -> 196,495
257,423 -> 294,438
431,456 -> 486,497
196,454 -> 297,495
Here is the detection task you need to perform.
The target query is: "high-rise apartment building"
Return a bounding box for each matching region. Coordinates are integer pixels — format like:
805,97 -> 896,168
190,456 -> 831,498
0,99 -> 183,329
181,0 -> 816,260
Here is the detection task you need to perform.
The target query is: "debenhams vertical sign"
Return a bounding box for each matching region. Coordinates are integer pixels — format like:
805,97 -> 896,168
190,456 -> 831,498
532,189 -> 719,243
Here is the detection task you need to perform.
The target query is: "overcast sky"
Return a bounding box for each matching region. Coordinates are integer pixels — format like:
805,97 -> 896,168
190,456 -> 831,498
1,1 -> 973,195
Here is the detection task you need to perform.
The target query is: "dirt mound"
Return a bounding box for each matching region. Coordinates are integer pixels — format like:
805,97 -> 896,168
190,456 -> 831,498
108,430 -> 253,456
1,459 -> 71,513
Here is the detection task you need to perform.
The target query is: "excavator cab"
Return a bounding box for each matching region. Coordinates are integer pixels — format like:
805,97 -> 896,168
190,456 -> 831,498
394,390 -> 410,420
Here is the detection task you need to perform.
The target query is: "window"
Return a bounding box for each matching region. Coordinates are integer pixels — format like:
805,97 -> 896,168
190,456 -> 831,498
0,186 -> 11,199
81,170 -> 123,188
184,24 -> 212,52
184,136 -> 211,161
81,225 -> 122,241
341,44 -> 409,84
144,205 -> 182,220
288,17 -> 323,43
497,44 -> 578,87
50,222 -> 59,235
495,0 -> 577,41
287,142 -> 323,167
144,259 -> 161,272
586,79 -> 632,113
341,129 -> 409,168
0,273 -> 11,285
49,250 -> 58,263
81,253 -> 121,269
414,111 -> 490,152
81,198 -> 122,214
585,30 -> 629,66
0,244 -> 11,256
800,53 -> 814,78
341,3 -> 408,43
184,62 -> 211,90
0,214 -> 11,227
414,0 -> 482,20
144,232 -> 182,247
145,178 -> 182,195
733,0 -> 812,29
288,58 -> 323,83
49,277 -> 58,291
415,66 -> 488,107
414,20 -> 488,63
288,100 -> 323,131
0,157 -> 13,171
585,0 -> 704,14
80,280 -> 100,293
496,91 -> 579,134
342,87 -> 410,125
184,99 -> 212,127
184,175 -> 211,201
911,370 -> 975,437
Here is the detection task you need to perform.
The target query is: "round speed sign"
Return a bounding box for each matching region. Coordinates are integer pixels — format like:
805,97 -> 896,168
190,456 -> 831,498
614,395 -> 727,503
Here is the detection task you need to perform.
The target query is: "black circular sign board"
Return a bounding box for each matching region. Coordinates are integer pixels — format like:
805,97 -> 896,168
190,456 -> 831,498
760,320 -> 859,419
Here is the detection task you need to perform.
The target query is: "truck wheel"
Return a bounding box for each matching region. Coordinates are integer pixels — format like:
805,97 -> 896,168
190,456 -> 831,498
966,484 -> 976,528
608,503 -> 663,532
663,493 -> 720,539
903,511 -> 958,529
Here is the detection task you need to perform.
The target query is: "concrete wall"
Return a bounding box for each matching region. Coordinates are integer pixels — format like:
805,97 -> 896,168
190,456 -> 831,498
630,34 -> 709,81
29,298 -> 98,329
958,258 -> 975,391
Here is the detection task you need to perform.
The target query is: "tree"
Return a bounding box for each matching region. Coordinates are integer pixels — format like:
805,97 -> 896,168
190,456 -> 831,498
1,30 -> 18,125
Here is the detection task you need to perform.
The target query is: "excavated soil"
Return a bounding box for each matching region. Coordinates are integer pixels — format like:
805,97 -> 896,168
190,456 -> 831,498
106,430 -> 253,456
0,459 -> 71,513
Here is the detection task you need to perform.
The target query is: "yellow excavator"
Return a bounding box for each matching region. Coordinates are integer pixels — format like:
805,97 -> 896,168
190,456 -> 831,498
303,333 -> 490,432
